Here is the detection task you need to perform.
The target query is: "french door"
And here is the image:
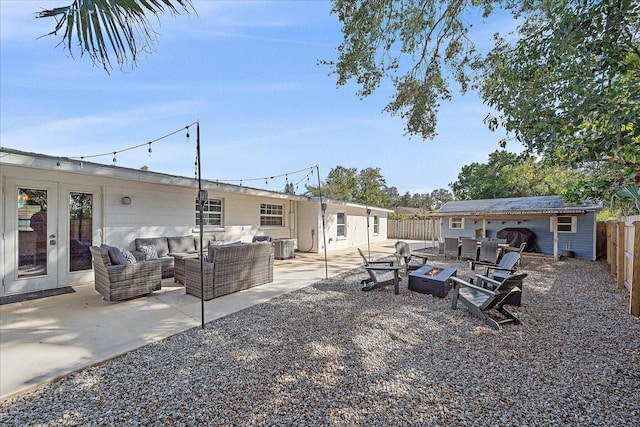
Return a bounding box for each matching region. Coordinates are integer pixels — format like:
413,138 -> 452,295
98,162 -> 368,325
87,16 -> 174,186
3,179 -> 101,295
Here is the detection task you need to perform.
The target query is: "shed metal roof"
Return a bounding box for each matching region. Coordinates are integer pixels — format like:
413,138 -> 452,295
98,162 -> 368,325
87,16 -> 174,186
435,195 -> 601,217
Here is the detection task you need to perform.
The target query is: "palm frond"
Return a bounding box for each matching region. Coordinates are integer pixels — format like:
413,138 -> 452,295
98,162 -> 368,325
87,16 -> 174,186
37,0 -> 195,71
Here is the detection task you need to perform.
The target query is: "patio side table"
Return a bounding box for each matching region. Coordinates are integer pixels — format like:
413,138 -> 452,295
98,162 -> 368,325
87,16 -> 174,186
170,252 -> 199,285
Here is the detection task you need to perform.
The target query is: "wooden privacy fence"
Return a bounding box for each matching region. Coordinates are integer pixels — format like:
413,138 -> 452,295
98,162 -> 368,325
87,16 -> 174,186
388,218 -> 441,243
604,216 -> 640,316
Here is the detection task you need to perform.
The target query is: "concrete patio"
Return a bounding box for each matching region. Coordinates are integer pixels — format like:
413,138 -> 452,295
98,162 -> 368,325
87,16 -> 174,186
1,239 -> 423,401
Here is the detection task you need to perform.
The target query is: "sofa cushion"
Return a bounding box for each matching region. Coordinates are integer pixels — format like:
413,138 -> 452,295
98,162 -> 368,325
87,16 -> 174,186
100,244 -> 127,266
167,236 -> 196,254
135,237 -> 169,257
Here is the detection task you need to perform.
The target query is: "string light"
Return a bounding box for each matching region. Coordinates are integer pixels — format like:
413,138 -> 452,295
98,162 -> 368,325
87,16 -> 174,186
56,157 -> 60,167
66,121 -> 198,165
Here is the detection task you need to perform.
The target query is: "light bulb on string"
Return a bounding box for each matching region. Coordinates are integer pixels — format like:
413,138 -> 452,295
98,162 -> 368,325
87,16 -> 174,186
56,157 -> 61,167
148,143 -> 152,157
79,157 -> 84,170
112,152 -> 117,164
186,127 -> 190,144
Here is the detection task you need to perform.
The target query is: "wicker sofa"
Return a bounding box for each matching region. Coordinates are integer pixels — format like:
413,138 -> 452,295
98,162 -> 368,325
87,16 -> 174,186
184,242 -> 274,300
90,246 -> 162,302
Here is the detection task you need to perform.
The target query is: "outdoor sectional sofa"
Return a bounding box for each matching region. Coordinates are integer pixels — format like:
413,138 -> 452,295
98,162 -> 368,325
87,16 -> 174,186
134,235 -> 216,279
184,241 -> 274,300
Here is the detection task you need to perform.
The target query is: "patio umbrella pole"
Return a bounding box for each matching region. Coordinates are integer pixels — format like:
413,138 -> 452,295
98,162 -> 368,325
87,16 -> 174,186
195,121 -> 206,330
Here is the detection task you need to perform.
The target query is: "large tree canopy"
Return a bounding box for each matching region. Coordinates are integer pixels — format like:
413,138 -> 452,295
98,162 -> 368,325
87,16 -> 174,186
37,0 -> 194,71
328,0 -> 640,187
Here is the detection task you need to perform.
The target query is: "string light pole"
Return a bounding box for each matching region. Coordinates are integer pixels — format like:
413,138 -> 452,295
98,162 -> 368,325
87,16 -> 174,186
192,121 -> 207,330
316,166 -> 328,279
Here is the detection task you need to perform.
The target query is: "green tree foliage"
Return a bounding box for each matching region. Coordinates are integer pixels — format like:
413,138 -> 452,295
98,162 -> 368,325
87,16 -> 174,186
283,182 -> 296,195
306,165 -> 453,210
480,1 -> 640,173
327,0 -> 639,197
450,150 -> 582,201
37,0 -> 195,71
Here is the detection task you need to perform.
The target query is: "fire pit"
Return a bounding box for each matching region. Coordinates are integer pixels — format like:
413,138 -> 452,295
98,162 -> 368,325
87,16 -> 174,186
408,265 -> 457,298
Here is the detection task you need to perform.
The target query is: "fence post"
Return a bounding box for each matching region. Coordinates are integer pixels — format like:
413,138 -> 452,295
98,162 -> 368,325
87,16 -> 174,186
618,221 -> 625,289
631,220 -> 640,316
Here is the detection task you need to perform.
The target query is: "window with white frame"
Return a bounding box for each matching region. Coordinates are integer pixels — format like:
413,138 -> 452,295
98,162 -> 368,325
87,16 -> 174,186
260,203 -> 284,226
196,198 -> 223,227
337,212 -> 346,237
449,217 -> 464,229
553,216 -> 577,233
373,215 -> 379,235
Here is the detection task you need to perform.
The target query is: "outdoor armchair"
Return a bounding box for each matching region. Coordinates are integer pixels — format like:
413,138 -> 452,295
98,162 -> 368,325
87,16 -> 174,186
393,241 -> 428,275
450,273 -> 527,330
90,246 -> 162,302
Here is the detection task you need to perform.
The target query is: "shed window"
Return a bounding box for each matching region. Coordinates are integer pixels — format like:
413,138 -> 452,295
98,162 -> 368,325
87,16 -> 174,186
449,217 -> 464,229
373,215 -> 379,235
553,216 -> 577,233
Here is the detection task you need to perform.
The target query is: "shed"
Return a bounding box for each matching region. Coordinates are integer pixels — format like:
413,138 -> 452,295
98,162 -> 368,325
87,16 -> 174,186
435,196 -> 602,260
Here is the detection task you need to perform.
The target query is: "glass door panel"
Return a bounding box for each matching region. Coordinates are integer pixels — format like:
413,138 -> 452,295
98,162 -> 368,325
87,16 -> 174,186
69,192 -> 93,272
17,188 -> 48,278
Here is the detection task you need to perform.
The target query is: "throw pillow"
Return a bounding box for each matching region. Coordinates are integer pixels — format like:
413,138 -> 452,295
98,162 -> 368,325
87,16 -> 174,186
122,250 -> 137,265
139,244 -> 159,260
100,244 -> 127,266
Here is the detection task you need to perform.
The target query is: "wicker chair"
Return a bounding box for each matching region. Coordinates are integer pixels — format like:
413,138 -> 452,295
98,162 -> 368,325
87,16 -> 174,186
90,246 -> 162,302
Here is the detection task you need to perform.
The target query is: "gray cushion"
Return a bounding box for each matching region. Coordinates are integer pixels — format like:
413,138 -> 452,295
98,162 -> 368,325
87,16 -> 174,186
135,237 -> 169,257
100,244 -> 127,265
167,236 -> 196,254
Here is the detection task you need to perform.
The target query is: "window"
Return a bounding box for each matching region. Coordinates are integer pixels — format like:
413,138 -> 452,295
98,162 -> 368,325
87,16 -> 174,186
449,217 -> 464,229
373,215 -> 379,235
554,216 -> 577,233
196,198 -> 223,227
260,203 -> 284,226
337,212 -> 346,237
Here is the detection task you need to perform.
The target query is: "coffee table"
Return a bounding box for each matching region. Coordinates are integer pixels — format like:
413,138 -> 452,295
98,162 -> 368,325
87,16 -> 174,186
408,265 -> 457,298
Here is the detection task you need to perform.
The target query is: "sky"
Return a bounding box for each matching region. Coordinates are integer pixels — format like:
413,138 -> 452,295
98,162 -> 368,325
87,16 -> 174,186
0,1 -> 519,196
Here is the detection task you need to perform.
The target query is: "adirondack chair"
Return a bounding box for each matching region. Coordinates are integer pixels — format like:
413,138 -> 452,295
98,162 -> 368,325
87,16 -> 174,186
478,241 -> 500,264
459,238 -> 478,261
444,237 -> 460,259
357,248 -> 401,294
450,273 -> 528,330
394,241 -> 428,275
356,248 -> 402,295
468,252 -> 521,284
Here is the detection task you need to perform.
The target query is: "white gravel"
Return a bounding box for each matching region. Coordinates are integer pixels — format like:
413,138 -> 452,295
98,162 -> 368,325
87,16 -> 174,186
1,256 -> 639,426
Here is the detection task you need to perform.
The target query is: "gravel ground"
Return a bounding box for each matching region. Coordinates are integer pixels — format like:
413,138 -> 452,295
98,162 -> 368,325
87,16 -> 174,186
1,256 -> 639,426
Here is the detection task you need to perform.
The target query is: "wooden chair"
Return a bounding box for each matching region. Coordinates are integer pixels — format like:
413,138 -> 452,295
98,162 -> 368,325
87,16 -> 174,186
357,248 -> 401,294
394,241 -> 428,275
468,252 -> 521,284
478,241 -> 500,264
444,237 -> 460,259
459,238 -> 478,261
450,273 -> 528,330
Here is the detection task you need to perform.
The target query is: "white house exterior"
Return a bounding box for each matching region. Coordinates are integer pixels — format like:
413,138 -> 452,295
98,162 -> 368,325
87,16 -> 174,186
1,148 -> 390,296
